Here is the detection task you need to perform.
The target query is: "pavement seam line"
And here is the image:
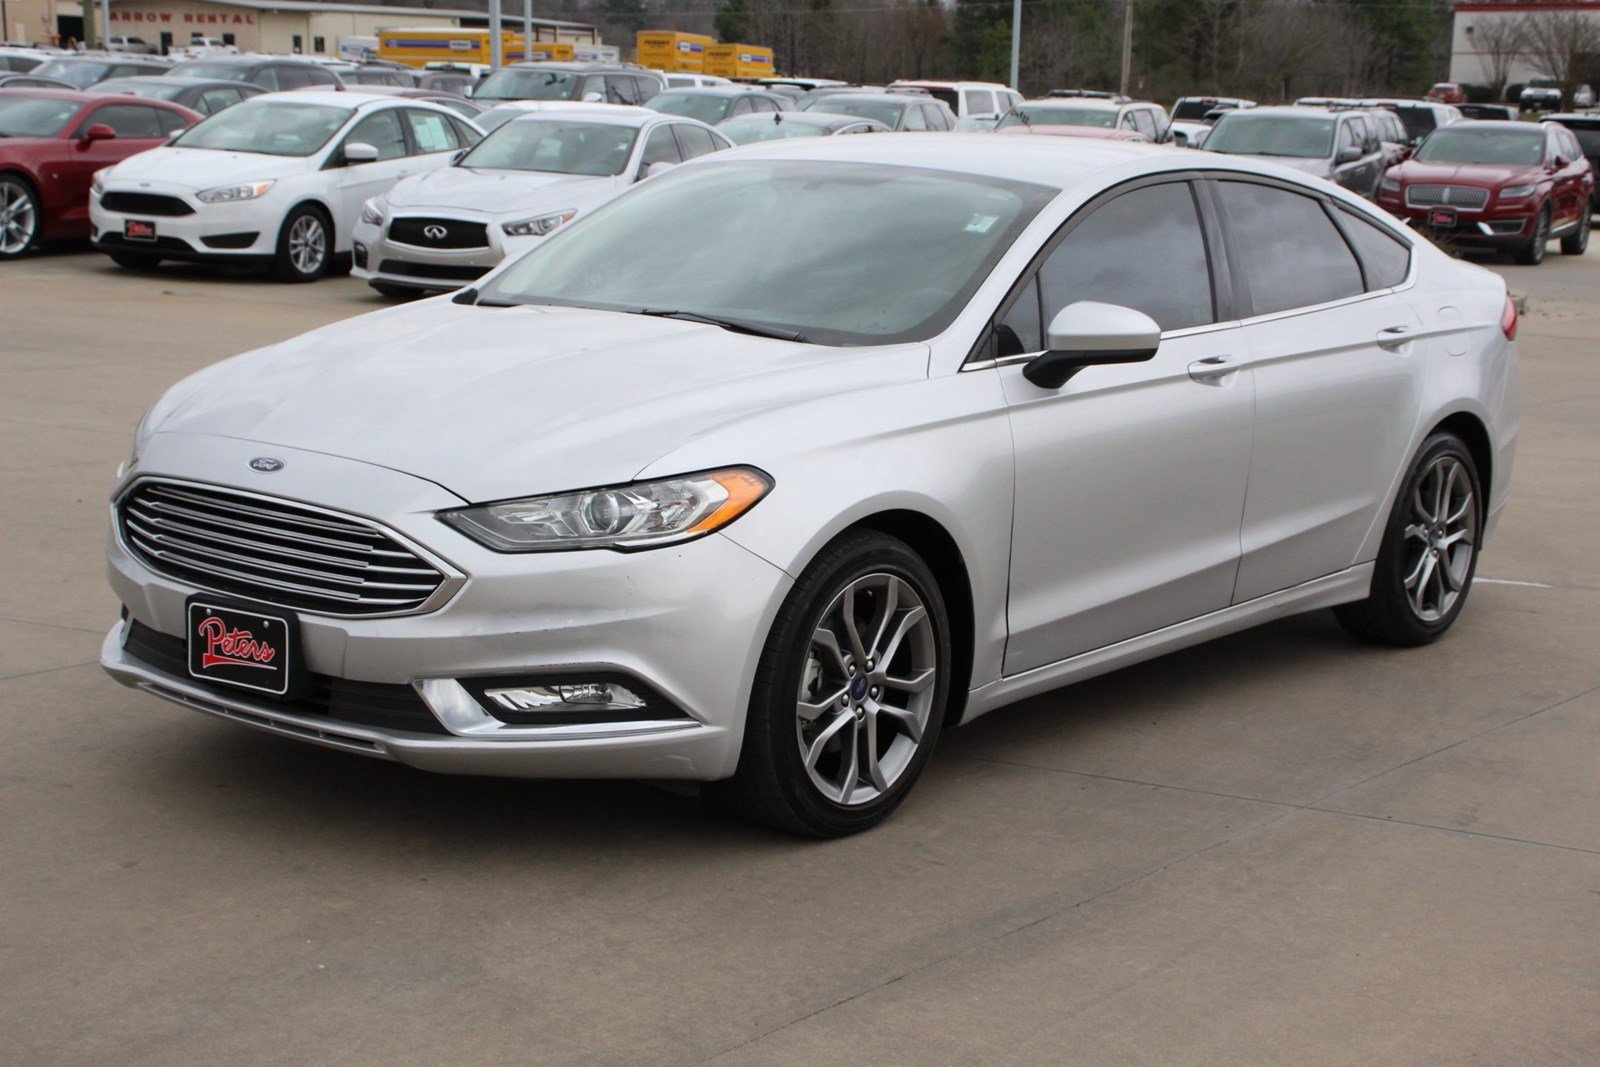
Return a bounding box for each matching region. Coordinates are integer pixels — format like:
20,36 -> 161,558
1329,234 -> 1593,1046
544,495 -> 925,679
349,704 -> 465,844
1304,807 -> 1600,857
0,660 -> 101,684
0,615 -> 109,637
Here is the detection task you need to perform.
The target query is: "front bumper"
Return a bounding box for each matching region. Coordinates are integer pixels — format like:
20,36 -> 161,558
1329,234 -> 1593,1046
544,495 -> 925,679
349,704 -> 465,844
91,185 -> 281,263
103,433 -> 794,779
351,215 -> 542,292
1381,194 -> 1537,248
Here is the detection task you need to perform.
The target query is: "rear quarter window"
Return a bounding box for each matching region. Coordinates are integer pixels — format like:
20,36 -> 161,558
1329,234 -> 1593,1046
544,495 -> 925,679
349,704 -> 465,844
1336,207 -> 1412,290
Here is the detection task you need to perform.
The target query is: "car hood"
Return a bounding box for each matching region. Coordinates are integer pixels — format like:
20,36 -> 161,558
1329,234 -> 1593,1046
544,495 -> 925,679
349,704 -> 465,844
383,166 -> 623,216
105,146 -> 314,189
1396,161 -> 1539,185
145,301 -> 928,502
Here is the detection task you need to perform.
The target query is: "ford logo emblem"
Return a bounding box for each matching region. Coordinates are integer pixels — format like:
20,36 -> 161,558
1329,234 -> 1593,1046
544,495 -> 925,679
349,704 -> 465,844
248,457 -> 285,473
424,224 -> 448,240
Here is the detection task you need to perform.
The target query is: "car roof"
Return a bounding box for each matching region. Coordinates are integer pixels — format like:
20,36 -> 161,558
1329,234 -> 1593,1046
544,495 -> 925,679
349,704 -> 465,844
824,93 -> 923,107
1,85 -> 194,108
1544,112 -> 1600,124
248,90 -> 387,110
505,61 -> 638,72
1021,97 -> 1122,111
724,110 -> 879,129
1448,119 -> 1542,134
655,86 -> 774,98
506,106 -> 665,128
1222,106 -> 1340,120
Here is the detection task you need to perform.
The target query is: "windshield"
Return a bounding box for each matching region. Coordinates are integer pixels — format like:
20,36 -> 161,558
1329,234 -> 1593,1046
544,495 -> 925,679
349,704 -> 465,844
814,99 -> 904,127
460,120 -> 636,175
169,61 -> 253,83
173,100 -> 349,156
646,92 -> 734,125
720,116 -> 828,144
96,79 -> 179,101
474,106 -> 531,133
1203,114 -> 1334,157
1391,105 -> 1440,141
0,95 -> 80,136
1414,127 -> 1544,166
32,60 -> 110,88
996,104 -> 1117,129
477,160 -> 1053,346
474,68 -> 580,101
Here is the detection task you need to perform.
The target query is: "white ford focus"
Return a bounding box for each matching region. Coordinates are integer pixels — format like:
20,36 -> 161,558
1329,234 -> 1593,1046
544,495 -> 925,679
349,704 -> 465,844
90,92 -> 484,281
102,136 -> 1519,835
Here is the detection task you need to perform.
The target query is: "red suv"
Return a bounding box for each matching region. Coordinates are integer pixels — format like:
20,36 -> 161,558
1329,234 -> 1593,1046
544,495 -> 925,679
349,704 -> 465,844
1377,119 -> 1594,264
1426,82 -> 1467,105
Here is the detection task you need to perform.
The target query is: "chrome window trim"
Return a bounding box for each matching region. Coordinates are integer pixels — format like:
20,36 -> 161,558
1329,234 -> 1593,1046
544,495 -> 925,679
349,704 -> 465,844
112,475 -> 468,619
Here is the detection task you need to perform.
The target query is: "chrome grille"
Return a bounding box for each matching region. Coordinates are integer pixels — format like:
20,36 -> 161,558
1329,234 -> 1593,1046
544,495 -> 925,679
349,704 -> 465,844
1404,184 -> 1490,210
119,481 -> 448,616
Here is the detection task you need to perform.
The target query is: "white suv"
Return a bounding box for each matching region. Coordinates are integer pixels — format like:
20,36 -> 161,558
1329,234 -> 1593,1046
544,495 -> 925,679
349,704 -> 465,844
889,80 -> 1022,129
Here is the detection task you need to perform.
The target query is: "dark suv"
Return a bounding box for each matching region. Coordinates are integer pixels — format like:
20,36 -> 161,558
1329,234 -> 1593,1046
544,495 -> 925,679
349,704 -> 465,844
471,63 -> 663,105
1541,113 -> 1600,210
167,56 -> 343,91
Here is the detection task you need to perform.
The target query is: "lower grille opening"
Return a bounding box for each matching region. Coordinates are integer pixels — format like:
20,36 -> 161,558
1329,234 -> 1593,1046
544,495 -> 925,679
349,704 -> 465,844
124,621 -> 449,736
378,259 -> 488,282
201,232 -> 260,250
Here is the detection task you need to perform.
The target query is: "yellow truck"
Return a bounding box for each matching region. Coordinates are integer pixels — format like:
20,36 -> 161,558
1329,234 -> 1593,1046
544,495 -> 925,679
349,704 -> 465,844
377,29 -> 574,68
636,30 -> 714,73
704,44 -> 774,80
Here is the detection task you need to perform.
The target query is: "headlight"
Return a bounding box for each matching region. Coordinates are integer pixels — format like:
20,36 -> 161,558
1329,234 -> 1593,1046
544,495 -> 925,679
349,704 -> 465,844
440,467 -> 773,552
92,168 -> 111,198
1379,175 -> 1400,193
1499,183 -> 1536,200
360,197 -> 386,227
501,209 -> 576,238
195,180 -> 276,204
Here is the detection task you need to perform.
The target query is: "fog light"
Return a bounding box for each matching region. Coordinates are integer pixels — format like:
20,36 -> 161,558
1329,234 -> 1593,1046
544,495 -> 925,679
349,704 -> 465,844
353,242 -> 368,269
484,681 -> 646,713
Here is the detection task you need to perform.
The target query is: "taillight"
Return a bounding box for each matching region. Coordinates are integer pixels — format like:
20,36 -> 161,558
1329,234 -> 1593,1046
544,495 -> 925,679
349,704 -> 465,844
1500,294 -> 1518,341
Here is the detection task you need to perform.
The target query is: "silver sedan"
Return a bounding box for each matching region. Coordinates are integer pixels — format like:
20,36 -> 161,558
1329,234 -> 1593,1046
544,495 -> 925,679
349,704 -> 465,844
103,135 -> 1518,836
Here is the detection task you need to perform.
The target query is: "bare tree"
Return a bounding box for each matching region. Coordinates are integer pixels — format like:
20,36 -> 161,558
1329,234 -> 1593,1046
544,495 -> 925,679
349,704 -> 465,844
1465,16 -> 1525,98
1518,10 -> 1600,103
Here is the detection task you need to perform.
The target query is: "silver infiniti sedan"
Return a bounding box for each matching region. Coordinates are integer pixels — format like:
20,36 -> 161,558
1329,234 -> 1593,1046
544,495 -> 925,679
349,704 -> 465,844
103,136 -> 1519,836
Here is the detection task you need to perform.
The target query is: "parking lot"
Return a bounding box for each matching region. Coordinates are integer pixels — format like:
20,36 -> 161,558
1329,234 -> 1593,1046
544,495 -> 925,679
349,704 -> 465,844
2,244 -> 1597,1063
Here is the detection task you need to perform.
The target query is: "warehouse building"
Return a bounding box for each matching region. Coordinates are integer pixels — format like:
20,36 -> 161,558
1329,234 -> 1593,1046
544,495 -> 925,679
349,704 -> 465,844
6,0 -> 595,56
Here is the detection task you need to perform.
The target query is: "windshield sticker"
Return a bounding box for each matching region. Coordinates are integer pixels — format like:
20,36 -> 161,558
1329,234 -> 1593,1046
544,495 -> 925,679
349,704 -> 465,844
965,213 -> 999,234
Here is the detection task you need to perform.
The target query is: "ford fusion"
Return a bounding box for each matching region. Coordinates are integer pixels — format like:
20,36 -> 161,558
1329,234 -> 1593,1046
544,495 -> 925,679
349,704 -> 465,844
104,136 -> 1519,836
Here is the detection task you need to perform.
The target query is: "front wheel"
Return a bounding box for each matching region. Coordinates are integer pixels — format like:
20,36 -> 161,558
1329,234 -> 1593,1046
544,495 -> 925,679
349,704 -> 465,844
0,175 -> 41,259
272,205 -> 331,282
1335,433 -> 1483,646
716,530 -> 952,836
1514,206 -> 1550,265
1560,211 -> 1590,255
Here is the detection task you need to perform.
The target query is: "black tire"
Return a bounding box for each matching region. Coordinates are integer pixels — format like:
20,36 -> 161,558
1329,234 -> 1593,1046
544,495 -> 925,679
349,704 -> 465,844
715,530 -> 952,837
108,251 -> 161,270
0,174 -> 42,259
1560,212 -> 1589,255
1514,206 -> 1549,265
1335,433 -> 1483,647
369,281 -> 419,300
271,204 -> 332,282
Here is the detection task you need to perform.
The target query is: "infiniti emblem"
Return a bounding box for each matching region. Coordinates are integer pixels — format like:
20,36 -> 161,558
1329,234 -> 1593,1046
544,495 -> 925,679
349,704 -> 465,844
423,224 -> 448,240
248,457 -> 285,473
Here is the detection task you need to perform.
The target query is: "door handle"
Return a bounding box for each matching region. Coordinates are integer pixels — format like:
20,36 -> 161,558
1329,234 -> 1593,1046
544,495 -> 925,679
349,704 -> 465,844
1376,325 -> 1411,351
1187,355 -> 1239,383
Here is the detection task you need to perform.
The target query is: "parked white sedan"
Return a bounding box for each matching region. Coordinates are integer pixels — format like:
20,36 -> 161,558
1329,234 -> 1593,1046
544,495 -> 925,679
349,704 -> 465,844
103,136 -> 1518,836
90,92 -> 484,280
352,108 -> 730,296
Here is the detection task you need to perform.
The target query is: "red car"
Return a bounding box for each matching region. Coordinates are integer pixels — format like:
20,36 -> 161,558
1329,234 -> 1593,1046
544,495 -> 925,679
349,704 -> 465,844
0,89 -> 201,259
1377,119 -> 1594,264
1427,82 -> 1467,105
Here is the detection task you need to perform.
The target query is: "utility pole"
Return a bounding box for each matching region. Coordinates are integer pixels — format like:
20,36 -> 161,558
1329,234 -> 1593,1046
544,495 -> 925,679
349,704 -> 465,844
523,0 -> 532,62
488,0 -> 502,69
1008,0 -> 1021,91
101,0 -> 112,49
1118,0 -> 1133,96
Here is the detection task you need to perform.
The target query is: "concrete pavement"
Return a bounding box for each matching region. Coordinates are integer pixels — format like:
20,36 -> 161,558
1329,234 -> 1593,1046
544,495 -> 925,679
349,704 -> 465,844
0,247 -> 1595,1064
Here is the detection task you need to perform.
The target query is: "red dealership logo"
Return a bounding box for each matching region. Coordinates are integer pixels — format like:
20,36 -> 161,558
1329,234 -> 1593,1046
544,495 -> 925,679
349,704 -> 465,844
195,614 -> 277,671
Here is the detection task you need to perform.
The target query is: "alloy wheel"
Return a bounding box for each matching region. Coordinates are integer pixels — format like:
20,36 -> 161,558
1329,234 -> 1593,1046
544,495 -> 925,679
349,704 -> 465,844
0,181 -> 37,256
1401,454 -> 1478,622
796,572 -> 937,807
288,214 -> 326,275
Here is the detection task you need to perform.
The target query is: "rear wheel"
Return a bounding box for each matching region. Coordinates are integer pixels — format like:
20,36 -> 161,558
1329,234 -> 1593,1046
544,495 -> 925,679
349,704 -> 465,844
0,175 -> 41,259
716,530 -> 951,836
271,205 -> 331,282
1514,206 -> 1550,265
1334,433 -> 1482,646
1560,212 -> 1590,255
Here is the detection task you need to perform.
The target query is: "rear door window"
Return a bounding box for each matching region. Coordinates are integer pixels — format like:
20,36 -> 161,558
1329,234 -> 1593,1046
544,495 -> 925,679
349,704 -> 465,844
1038,180 -> 1215,332
902,105 -> 928,131
672,123 -> 719,159
1214,180 -> 1364,315
640,125 -> 683,168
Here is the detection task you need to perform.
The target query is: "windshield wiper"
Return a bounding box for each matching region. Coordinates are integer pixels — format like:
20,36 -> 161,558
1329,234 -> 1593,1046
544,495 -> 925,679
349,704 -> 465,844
638,308 -> 807,343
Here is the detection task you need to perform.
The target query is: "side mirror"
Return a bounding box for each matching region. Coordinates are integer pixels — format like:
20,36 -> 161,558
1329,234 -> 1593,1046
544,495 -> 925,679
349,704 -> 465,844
638,160 -> 676,181
449,147 -> 468,165
581,91 -> 604,103
342,141 -> 379,164
1337,144 -> 1362,164
82,123 -> 117,143
1022,302 -> 1160,390
1553,154 -> 1571,169
1172,131 -> 1189,148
